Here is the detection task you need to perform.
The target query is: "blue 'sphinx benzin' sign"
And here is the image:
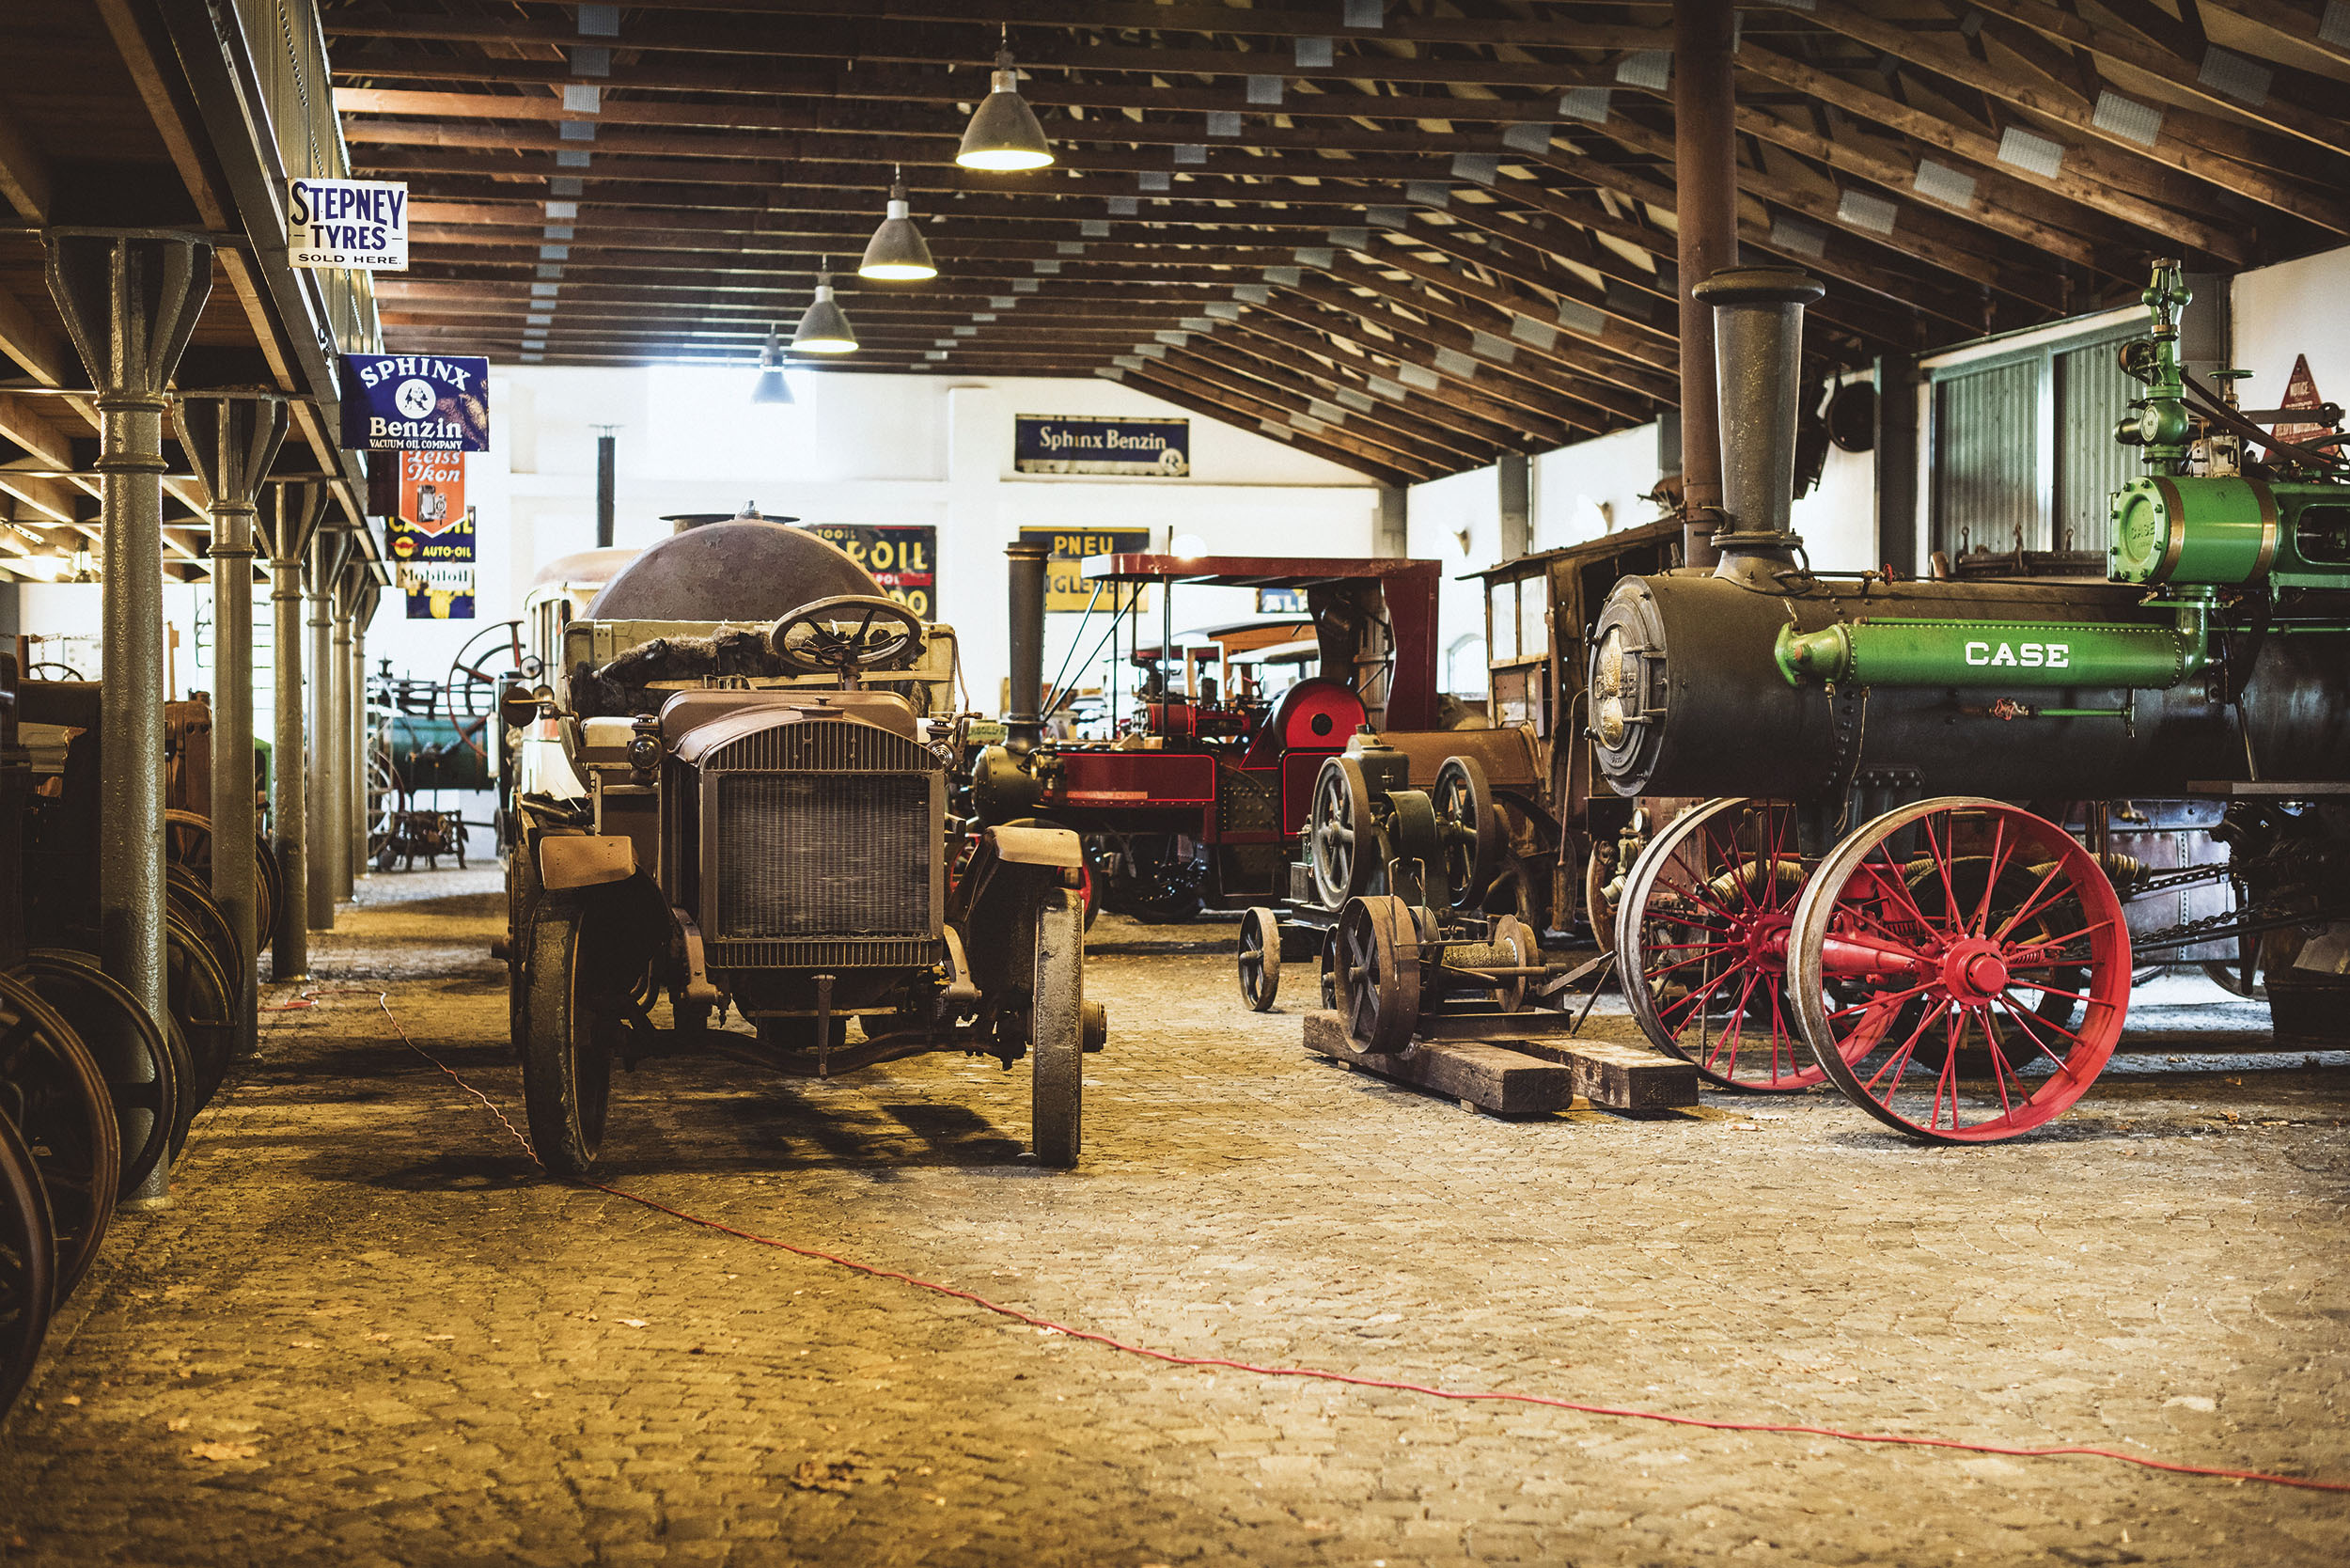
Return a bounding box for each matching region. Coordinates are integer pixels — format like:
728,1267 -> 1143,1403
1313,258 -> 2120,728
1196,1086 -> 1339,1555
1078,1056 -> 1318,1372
288,179 -> 409,270
1014,414 -> 1190,477
339,354 -> 491,452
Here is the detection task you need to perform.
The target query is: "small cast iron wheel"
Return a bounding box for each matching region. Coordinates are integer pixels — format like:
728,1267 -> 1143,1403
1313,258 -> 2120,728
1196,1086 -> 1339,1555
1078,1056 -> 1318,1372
1308,756 -> 1375,909
10,951 -> 179,1200
1789,798 -> 2130,1144
166,870 -> 246,1001
1237,906 -> 1282,1012
519,892 -> 630,1179
160,1015 -> 197,1157
1487,915 -> 1535,1014
0,974 -> 119,1301
1318,926 -> 1339,1011
0,1110 -> 56,1417
1582,839 -> 1619,952
1029,886 -> 1085,1168
1616,797 -> 1839,1093
164,914 -> 237,1108
1336,895 -> 1420,1054
255,832 -> 285,942
1432,755 -> 1502,909
770,595 -> 926,677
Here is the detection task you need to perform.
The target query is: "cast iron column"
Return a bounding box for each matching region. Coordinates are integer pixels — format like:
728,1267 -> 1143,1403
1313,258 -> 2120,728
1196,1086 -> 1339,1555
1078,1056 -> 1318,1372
306,525 -> 351,930
331,558 -> 360,900
44,230 -> 212,1206
1673,0 -> 1738,570
595,428 -> 617,548
349,575 -> 373,886
179,393 -> 290,1059
261,480 -> 326,979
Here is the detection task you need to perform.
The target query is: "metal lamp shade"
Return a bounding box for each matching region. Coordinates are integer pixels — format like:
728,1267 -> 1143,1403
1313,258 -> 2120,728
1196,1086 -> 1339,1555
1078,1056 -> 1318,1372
791,282 -> 858,354
859,198 -> 936,281
751,327 -> 794,402
956,70 -> 1054,171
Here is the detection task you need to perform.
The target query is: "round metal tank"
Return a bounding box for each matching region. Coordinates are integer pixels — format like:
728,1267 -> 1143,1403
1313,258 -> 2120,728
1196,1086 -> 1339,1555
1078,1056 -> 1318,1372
1589,571 -> 2350,799
585,519 -> 882,621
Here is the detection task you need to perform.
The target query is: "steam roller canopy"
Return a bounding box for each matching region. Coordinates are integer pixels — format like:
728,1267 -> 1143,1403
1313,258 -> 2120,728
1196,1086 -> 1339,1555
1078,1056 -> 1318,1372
586,517 -> 884,621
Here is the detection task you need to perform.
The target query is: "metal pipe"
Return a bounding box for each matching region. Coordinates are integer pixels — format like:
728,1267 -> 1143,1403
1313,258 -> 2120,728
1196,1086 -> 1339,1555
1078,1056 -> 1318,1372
307,528 -> 337,930
44,230 -> 212,1208
179,394 -> 289,1063
595,428 -> 618,548
1497,453 -> 1531,562
1672,0 -> 1738,571
1003,541 -> 1050,749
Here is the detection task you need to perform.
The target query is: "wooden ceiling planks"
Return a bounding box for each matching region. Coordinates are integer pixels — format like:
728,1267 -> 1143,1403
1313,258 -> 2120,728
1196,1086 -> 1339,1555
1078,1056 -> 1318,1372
321,0 -> 2350,481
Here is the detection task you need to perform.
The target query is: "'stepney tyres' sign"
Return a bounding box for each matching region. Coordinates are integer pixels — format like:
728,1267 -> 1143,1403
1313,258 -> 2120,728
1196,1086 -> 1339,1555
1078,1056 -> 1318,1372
289,179 -> 409,270
339,354 -> 491,452
1014,415 -> 1189,476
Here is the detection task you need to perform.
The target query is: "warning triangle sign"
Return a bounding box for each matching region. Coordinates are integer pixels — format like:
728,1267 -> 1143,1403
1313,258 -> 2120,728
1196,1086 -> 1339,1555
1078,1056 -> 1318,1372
2271,353 -> 2329,448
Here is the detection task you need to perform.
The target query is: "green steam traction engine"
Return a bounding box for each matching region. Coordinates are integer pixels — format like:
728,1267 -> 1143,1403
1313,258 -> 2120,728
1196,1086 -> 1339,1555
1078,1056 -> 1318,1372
1587,260 -> 2350,1143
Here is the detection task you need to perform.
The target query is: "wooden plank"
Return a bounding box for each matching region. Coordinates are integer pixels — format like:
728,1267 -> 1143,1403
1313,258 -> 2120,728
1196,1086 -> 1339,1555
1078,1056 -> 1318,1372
1301,1011 -> 1577,1116
1506,1037 -> 1700,1111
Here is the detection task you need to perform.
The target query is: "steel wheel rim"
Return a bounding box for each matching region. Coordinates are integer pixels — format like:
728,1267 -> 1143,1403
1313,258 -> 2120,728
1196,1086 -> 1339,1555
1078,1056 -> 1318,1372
1617,798 -> 1824,1092
0,1111 -> 55,1416
1308,757 -> 1372,909
1237,907 -> 1279,1011
1337,896 -> 1417,1053
1790,797 -> 2129,1144
0,973 -> 118,1302
12,952 -> 178,1199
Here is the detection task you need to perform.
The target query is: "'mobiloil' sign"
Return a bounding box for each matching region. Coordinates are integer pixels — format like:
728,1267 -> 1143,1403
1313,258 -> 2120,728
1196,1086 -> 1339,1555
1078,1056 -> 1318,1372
289,178 -> 409,270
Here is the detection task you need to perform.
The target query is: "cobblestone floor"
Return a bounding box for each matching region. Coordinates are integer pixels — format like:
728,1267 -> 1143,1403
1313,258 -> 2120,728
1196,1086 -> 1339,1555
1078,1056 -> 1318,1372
1,868 -> 2345,1566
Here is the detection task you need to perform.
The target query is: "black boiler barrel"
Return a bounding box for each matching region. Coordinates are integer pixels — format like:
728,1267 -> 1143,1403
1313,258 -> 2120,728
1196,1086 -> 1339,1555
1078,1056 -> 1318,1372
1588,572 -> 2350,800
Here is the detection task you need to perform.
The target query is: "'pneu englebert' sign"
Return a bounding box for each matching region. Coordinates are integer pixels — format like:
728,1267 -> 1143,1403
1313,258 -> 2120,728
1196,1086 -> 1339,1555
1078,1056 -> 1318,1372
288,178 -> 409,270
338,354 -> 491,452
1014,414 -> 1190,477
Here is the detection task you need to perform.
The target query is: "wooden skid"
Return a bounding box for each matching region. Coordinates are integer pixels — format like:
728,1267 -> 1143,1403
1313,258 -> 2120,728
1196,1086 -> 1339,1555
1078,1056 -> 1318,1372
1301,1011 -> 1699,1114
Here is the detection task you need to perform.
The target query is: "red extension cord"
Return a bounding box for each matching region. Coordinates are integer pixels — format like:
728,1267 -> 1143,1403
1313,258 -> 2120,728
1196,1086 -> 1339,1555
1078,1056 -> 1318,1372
275,985 -> 2350,1496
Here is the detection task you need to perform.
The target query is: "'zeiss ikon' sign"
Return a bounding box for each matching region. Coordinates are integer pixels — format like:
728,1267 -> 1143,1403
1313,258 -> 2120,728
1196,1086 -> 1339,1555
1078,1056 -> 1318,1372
288,179 -> 409,270
338,354 -> 491,452
1014,415 -> 1190,477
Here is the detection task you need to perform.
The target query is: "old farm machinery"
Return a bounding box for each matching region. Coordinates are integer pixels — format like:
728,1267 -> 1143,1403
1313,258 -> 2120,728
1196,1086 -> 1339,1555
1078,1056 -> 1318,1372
502,510 -> 1101,1177
1590,260 -> 2350,1141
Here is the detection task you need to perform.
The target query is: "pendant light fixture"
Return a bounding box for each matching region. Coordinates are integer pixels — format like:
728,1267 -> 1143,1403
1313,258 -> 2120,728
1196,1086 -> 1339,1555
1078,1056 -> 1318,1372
858,166 -> 937,281
956,28 -> 1055,172
750,323 -> 793,403
791,259 -> 858,354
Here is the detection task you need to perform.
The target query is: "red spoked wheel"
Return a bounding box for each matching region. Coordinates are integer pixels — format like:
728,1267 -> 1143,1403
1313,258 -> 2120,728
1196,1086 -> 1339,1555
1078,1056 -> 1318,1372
1615,797 -> 1841,1091
1788,797 -> 2128,1144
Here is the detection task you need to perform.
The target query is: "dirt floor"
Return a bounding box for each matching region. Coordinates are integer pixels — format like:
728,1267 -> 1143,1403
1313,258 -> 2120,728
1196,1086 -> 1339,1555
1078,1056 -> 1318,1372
0,867 -> 2344,1566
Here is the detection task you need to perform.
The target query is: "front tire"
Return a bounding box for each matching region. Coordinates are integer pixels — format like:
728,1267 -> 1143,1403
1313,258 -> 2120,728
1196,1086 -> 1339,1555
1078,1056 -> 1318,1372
1030,886 -> 1084,1168
519,892 -> 623,1180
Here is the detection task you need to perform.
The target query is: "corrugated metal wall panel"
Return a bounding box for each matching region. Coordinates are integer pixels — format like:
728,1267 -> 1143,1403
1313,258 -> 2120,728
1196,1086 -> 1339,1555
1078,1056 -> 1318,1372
2054,332 -> 2141,555
1933,358 -> 2044,557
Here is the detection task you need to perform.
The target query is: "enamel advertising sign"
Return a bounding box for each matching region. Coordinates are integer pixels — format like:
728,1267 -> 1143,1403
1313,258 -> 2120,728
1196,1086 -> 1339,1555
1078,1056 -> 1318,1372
802,525 -> 939,619
339,354 -> 491,452
289,178 -> 409,270
1019,526 -> 1153,613
388,452 -> 475,619
1014,415 -> 1190,477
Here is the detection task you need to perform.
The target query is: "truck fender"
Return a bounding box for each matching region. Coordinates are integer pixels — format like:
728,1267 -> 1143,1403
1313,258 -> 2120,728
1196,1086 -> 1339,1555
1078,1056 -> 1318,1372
540,833 -> 636,890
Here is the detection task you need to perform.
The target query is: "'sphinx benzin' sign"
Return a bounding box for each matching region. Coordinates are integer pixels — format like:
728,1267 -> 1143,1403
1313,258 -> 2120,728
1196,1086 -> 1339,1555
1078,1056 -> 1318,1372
339,354 -> 491,452
289,179 -> 409,270
1014,415 -> 1190,477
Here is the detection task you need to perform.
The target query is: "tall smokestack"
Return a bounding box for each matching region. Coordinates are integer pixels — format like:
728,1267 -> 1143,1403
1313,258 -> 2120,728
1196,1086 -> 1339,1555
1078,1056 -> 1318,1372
1003,541 -> 1050,749
1692,265 -> 1824,584
1673,0 -> 1739,571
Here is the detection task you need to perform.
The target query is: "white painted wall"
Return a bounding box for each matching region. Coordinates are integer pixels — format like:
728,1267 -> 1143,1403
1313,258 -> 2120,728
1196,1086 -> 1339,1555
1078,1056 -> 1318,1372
2233,242 -> 2350,426
361,367 -> 1382,713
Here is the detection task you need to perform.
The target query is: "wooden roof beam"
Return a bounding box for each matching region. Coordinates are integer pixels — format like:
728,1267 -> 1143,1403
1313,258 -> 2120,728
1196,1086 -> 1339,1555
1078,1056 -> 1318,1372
1106,362 -> 1427,487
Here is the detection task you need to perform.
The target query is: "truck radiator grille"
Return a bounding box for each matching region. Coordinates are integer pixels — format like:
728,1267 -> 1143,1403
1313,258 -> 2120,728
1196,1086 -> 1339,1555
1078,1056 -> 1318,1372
713,773 -> 933,939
